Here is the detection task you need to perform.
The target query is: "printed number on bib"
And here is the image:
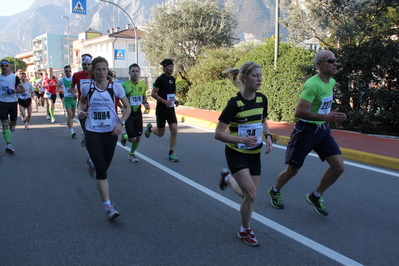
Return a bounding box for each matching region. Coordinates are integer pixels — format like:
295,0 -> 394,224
91,107 -> 112,130
167,94 -> 175,108
318,96 -> 333,115
238,123 -> 263,149
1,86 -> 10,94
130,95 -> 142,106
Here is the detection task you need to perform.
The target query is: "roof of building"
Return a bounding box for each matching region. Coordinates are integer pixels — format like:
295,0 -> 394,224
109,27 -> 145,39
85,28 -> 102,34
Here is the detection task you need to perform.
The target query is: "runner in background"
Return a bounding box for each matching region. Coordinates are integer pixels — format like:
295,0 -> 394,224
30,72 -> 41,112
70,54 -> 94,171
58,72 -> 66,114
0,59 -> 25,154
120,63 -> 149,162
17,72 -> 35,130
58,65 -> 76,138
71,54 -> 92,146
145,59 -> 180,162
42,67 -> 59,123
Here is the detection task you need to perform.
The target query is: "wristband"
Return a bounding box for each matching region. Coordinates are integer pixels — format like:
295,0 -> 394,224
265,134 -> 272,139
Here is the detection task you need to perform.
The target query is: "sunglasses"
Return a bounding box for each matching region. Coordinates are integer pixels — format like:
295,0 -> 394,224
65,70 -> 72,72
1,64 -> 9,67
319,58 -> 338,64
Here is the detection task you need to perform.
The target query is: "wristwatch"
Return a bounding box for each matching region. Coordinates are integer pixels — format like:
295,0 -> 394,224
120,120 -> 126,126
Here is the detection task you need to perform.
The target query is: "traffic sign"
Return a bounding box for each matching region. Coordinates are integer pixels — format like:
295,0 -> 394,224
71,0 -> 87,15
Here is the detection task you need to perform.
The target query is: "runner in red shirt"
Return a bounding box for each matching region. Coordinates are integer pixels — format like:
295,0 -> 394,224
71,53 -> 92,146
70,53 -> 95,172
42,67 -> 59,123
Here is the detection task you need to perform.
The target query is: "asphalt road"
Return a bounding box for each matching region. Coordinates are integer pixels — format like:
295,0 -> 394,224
1,105 -> 398,266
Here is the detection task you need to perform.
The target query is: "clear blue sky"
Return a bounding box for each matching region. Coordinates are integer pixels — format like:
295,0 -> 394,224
0,0 -> 36,16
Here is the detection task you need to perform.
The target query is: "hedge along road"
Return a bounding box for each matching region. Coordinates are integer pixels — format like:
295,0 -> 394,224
1,106 -> 398,265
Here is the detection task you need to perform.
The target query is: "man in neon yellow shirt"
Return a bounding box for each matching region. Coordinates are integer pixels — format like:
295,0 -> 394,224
120,63 -> 149,162
268,50 -> 347,216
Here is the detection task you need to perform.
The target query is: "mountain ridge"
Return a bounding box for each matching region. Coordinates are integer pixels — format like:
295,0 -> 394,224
0,0 -> 281,59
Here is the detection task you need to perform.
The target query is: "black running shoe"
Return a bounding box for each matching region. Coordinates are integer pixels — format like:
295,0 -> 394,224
305,193 -> 329,216
268,187 -> 284,209
219,168 -> 230,191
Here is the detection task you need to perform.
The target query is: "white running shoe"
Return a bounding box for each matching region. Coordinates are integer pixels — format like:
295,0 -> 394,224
128,154 -> 139,162
5,144 -> 15,154
105,204 -> 120,220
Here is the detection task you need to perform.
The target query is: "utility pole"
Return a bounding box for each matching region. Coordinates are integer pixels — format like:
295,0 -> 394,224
274,0 -> 280,70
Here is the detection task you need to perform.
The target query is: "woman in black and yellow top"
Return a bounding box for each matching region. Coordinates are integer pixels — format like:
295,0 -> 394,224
215,61 -> 273,247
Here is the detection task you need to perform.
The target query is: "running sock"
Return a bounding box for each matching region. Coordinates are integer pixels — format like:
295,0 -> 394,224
169,150 -> 174,155
313,191 -> 322,198
50,107 -> 55,119
3,129 -> 11,144
272,186 -> 279,192
240,226 -> 251,232
130,142 -> 139,154
103,200 -> 111,207
122,133 -> 128,140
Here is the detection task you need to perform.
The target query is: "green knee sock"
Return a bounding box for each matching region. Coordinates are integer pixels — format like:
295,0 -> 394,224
3,129 -> 11,144
130,142 -> 140,155
50,107 -> 55,118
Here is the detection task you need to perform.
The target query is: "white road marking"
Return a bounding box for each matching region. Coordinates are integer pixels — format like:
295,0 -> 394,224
118,142 -> 363,266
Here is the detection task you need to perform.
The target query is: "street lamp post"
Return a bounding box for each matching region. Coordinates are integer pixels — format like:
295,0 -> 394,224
96,0 -> 138,64
61,15 -> 70,65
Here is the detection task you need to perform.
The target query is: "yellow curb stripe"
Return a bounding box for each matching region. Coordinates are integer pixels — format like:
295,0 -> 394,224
340,148 -> 399,171
277,135 -> 399,171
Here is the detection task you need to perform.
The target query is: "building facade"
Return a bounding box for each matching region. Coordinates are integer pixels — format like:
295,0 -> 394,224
72,25 -> 154,79
32,33 -> 77,71
15,51 -> 35,76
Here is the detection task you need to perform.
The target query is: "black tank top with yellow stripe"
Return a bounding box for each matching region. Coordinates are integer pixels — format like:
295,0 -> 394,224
218,92 -> 268,154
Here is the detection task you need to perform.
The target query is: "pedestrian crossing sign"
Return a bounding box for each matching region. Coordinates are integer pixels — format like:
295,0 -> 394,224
114,49 -> 125,60
71,0 -> 87,15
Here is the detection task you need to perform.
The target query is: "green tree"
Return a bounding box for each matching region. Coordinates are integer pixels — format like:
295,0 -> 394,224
1,57 -> 27,74
281,0 -> 399,47
141,0 -> 237,86
187,37 -> 315,122
188,41 -> 262,89
331,38 -> 399,135
237,37 -> 314,122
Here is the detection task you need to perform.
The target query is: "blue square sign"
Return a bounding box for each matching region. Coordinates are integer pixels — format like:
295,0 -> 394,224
71,0 -> 87,15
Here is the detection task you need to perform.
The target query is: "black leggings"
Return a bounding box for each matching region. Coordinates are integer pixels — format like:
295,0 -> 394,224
85,130 -> 118,180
